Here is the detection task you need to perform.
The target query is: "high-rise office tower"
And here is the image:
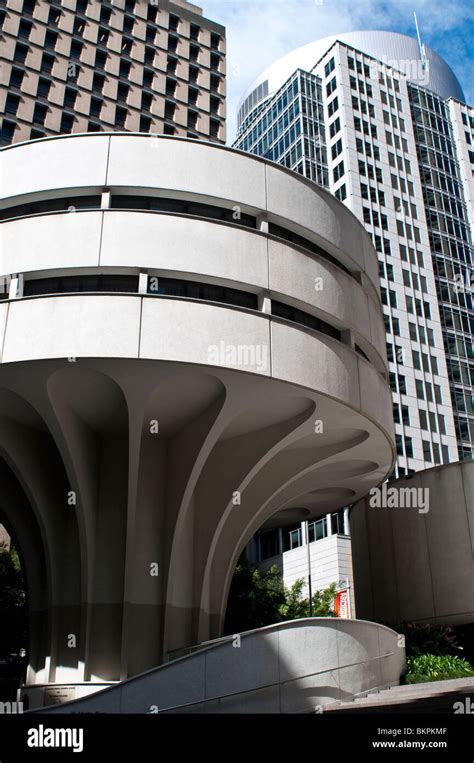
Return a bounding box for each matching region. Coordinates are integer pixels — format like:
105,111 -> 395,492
235,31 -> 473,471
0,0 -> 226,145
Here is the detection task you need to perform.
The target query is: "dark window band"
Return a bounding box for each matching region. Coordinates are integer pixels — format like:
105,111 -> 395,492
271,300 -> 341,341
147,276 -> 258,310
23,274 -> 138,296
110,195 -> 257,229
268,222 -> 353,278
20,275 -> 344,346
0,196 -> 101,219
1,195 -> 354,278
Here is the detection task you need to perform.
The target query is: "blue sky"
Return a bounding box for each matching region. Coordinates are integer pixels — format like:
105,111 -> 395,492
202,0 -> 474,143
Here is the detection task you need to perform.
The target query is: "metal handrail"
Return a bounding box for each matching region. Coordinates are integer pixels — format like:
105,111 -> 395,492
156,651 -> 396,713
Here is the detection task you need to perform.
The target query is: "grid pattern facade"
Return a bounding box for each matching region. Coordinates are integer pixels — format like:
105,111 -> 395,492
235,40 -> 471,475
234,70 -> 328,187
0,0 -> 226,145
409,85 -> 474,460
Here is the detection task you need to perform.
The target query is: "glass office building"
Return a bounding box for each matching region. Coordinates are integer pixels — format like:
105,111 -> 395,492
235,31 -> 473,471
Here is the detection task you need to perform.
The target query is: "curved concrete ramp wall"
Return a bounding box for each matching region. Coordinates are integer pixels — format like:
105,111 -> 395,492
351,461 -> 474,627
38,619 -> 404,714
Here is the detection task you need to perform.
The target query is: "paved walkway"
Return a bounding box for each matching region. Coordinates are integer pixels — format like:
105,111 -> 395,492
324,678 -> 474,713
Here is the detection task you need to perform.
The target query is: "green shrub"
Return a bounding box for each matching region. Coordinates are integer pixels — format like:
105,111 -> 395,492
405,653 -> 474,684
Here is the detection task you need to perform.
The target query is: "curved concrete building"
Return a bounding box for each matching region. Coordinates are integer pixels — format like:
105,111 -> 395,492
0,133 -> 394,704
237,30 -> 465,127
351,460 -> 474,627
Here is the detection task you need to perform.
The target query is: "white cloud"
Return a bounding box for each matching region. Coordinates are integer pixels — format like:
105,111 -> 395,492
201,0 -> 473,142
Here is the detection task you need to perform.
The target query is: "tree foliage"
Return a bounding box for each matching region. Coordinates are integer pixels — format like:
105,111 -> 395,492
224,556 -> 339,634
0,543 -> 27,657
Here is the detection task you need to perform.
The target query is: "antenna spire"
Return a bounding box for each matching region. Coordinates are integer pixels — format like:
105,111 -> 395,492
414,11 -> 428,70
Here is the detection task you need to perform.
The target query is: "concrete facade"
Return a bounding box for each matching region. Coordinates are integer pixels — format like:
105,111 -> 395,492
0,0 -> 225,144
351,460 -> 474,627
0,132 -> 395,703
32,619 -> 405,713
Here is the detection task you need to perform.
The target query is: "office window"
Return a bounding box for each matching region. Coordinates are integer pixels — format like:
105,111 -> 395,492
124,16 -> 134,35
115,106 -> 127,127
4,94 -> 20,115
96,50 -> 107,69
23,0 -> 36,15
396,434 -> 404,456
188,87 -> 198,107
60,113 -> 75,133
122,37 -> 133,55
41,53 -> 55,73
140,115 -> 152,133
119,60 -> 131,78
33,103 -> 48,125
333,160 -> 344,182
422,440 -> 432,462
87,121 -> 101,132
167,57 -> 178,75
329,117 -> 341,138
64,87 -> 77,108
210,74 -> 221,94
9,68 -> 25,89
190,44 -> 200,63
146,25 -> 156,44
117,83 -> 129,103
211,32 -> 221,50
100,5 -> 112,24
168,35 -> 179,54
328,97 -> 338,117
188,111 -> 198,131
141,92 -> 153,112
45,30 -> 59,50
1,120 -> 16,144
76,0 -> 88,12
144,46 -> 155,65
14,43 -> 29,65
73,18 -> 85,36
166,78 -> 177,97
210,119 -> 220,140
92,73 -> 105,93
324,57 -> 335,77
18,19 -> 33,40
326,76 -> 337,97
190,23 -> 200,41
143,68 -> 154,88
47,6 -> 60,25
283,525 -> 303,551
165,101 -> 175,121
89,97 -> 102,118
331,138 -> 343,160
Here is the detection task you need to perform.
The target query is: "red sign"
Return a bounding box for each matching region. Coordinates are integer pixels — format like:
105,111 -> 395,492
334,589 -> 350,618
